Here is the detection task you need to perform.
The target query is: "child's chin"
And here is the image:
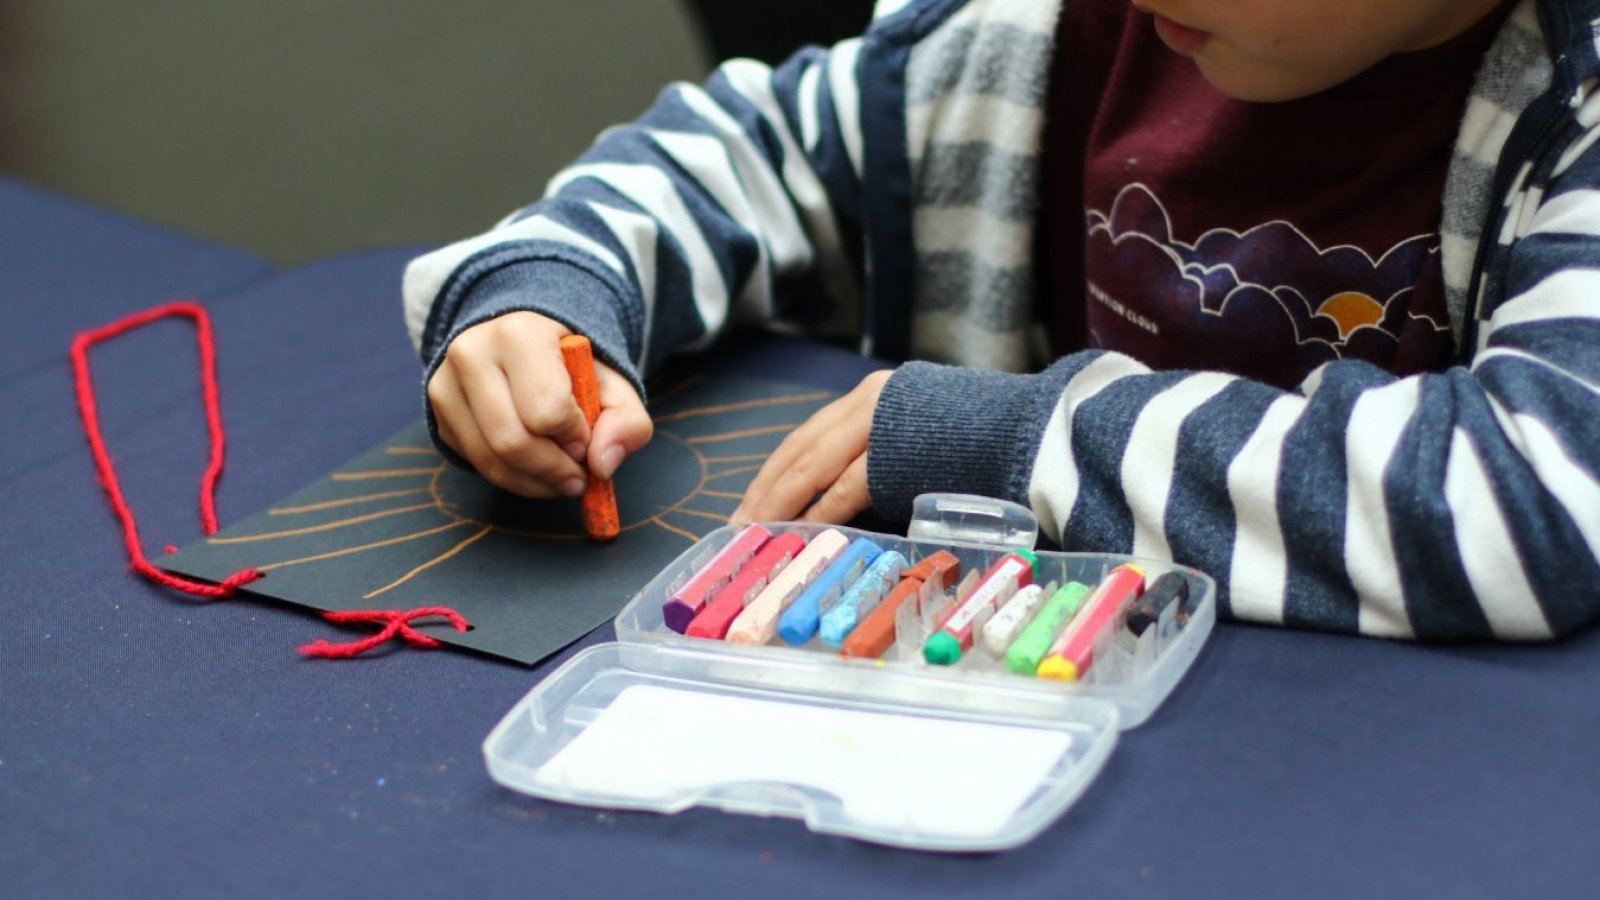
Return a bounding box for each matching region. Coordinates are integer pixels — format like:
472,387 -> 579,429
1191,59 -> 1333,104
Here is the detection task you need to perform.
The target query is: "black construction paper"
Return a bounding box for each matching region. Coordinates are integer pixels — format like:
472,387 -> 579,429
163,373 -> 834,664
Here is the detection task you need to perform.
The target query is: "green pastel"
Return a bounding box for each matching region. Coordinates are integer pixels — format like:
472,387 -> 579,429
1004,581 -> 1090,675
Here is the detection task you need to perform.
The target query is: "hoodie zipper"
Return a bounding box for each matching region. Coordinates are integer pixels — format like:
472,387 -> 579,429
1460,85 -> 1566,361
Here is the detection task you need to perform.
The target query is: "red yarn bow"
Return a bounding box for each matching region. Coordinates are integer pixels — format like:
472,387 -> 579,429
299,607 -> 472,658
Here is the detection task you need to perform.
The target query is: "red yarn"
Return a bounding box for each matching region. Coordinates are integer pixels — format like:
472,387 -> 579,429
73,300 -> 471,660
299,607 -> 471,658
71,301 -> 261,598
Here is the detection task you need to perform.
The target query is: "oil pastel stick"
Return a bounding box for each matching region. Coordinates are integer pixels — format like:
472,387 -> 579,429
1004,581 -> 1090,675
726,529 -> 850,645
923,549 -> 1037,666
685,532 -> 806,641
557,335 -> 620,541
1037,564 -> 1146,681
906,549 -> 962,627
1125,571 -> 1190,637
662,523 -> 772,633
777,538 -> 883,646
841,574 -> 924,660
903,549 -> 960,587
978,583 -> 1046,658
819,551 -> 906,647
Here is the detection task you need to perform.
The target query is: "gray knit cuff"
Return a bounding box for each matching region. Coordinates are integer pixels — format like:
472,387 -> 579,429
866,361 -> 1048,521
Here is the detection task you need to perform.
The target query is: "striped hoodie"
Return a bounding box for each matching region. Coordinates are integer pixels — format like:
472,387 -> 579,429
404,0 -> 1600,640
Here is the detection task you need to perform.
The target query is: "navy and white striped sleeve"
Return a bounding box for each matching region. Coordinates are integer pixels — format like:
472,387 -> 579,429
400,40 -> 868,395
869,125 -> 1600,642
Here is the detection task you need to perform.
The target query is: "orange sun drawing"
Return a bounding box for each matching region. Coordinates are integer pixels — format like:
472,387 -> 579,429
162,374 -> 836,664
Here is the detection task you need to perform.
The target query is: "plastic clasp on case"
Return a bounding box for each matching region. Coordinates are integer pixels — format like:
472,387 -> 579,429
907,494 -> 1038,551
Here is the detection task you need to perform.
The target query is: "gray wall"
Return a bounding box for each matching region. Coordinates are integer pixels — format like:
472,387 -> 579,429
0,1 -> 710,262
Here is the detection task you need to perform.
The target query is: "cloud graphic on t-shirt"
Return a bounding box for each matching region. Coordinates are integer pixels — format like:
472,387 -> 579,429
1082,222 -> 1342,381
1086,183 -> 1446,357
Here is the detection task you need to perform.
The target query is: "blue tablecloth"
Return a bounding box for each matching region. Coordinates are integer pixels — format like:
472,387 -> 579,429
4,175 -> 1599,899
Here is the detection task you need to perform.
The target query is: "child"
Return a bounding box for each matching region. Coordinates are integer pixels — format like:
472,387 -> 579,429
403,0 -> 1600,641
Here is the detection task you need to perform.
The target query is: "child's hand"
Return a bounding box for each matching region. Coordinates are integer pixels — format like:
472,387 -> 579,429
427,311 -> 653,498
732,370 -> 892,525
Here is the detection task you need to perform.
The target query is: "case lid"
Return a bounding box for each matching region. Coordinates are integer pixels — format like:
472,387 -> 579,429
482,642 -> 1121,852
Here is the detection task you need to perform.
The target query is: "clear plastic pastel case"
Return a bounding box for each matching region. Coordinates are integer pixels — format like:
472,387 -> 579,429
484,495 -> 1216,851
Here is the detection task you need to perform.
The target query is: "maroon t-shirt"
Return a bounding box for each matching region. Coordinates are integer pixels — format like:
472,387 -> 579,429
1040,3 -> 1512,388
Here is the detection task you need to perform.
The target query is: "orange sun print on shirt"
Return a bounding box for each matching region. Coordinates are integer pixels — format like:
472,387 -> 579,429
1085,183 -> 1452,362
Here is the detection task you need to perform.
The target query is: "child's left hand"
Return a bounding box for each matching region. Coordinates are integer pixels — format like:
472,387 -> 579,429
732,370 -> 893,525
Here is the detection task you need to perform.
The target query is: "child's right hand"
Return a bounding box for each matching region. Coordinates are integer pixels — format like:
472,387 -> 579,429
426,311 -> 653,499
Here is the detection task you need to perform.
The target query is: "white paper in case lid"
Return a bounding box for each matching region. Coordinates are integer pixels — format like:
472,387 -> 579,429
533,684 -> 1074,839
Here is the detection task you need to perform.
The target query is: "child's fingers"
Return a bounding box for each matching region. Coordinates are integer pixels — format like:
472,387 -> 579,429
730,406 -> 833,522
429,368 -> 469,457
428,366 -> 565,498
589,364 -> 654,480
456,359 -> 586,486
498,325 -> 591,451
799,453 -> 870,524
733,370 -> 891,525
734,396 -> 866,524
428,364 -> 483,464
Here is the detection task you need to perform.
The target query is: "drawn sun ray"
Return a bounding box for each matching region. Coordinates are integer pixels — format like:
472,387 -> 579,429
644,372 -> 707,408
686,423 -> 806,444
208,502 -> 439,543
651,517 -> 702,543
652,391 -> 831,423
362,525 -> 493,599
671,507 -> 735,523
162,373 -> 841,665
271,487 -> 432,516
254,521 -> 475,572
332,467 -> 438,481
705,464 -> 764,481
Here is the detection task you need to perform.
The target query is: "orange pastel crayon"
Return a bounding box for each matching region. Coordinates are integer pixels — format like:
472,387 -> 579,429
840,575 -> 924,659
839,549 -> 963,658
558,335 -> 621,541
903,549 -> 960,590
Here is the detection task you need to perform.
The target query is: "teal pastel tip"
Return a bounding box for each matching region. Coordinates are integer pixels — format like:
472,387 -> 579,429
1013,548 -> 1040,578
923,632 -> 962,666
